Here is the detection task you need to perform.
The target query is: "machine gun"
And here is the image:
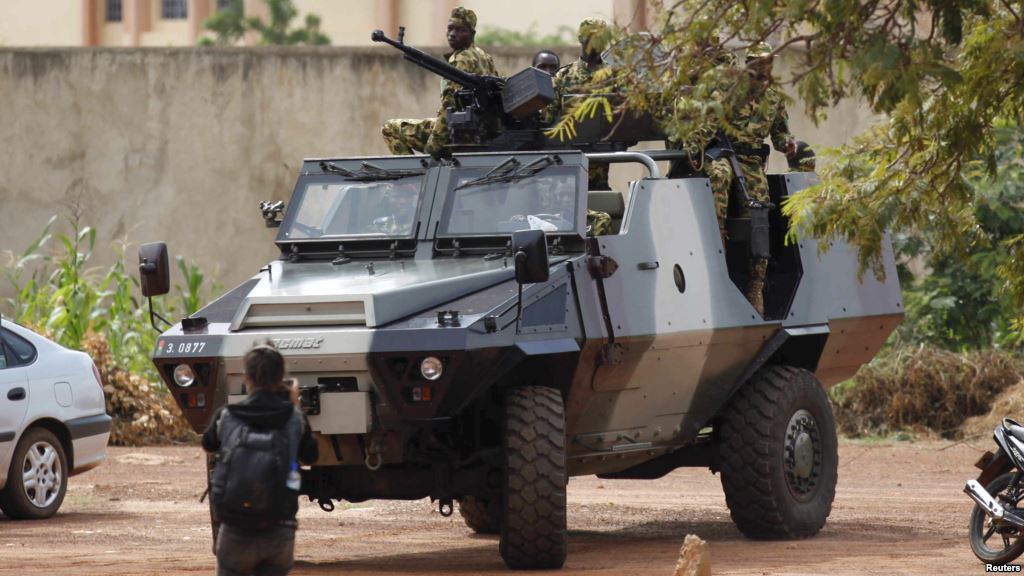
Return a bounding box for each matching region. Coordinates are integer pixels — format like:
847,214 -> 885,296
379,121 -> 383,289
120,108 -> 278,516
371,27 -> 554,152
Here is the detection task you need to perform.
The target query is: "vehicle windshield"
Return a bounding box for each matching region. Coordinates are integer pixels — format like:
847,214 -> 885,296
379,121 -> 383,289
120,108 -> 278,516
441,166 -> 580,235
279,176 -> 425,240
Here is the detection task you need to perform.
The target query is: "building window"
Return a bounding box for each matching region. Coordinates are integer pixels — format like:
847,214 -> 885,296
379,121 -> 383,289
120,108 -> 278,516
217,0 -> 234,9
162,0 -> 188,19
106,0 -> 123,22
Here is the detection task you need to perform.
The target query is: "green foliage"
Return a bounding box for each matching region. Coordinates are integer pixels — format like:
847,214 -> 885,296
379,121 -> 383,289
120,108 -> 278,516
476,24 -> 574,48
560,0 -> 1024,340
199,0 -> 245,46
895,125 -> 1024,350
2,215 -> 220,381
199,0 -> 330,46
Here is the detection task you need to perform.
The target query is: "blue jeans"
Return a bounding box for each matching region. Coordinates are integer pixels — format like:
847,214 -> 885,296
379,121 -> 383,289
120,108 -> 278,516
216,524 -> 296,576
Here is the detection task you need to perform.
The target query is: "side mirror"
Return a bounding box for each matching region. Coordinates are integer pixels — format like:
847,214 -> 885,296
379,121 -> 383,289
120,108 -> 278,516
138,242 -> 170,297
512,229 -> 549,284
260,200 -> 285,228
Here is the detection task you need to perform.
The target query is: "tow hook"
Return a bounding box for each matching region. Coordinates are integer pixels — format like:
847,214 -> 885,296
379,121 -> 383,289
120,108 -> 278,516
438,498 -> 454,517
364,428 -> 384,471
318,499 -> 335,512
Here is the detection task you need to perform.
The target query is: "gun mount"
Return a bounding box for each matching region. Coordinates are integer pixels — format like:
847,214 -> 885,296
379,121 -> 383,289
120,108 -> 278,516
372,28 -> 554,152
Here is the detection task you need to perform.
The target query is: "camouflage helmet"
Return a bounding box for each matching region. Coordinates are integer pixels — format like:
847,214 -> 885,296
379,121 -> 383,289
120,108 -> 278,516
746,41 -> 773,60
578,18 -> 611,54
449,6 -> 477,31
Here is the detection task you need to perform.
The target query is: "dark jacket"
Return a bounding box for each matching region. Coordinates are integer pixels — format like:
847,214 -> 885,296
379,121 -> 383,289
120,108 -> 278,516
202,389 -> 319,465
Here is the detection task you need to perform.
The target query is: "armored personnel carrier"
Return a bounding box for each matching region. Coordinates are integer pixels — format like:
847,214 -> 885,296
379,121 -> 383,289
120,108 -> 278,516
139,145 -> 903,569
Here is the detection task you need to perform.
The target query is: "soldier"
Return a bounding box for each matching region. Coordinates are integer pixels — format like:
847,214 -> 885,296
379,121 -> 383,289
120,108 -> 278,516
542,18 -> 614,233
380,7 -> 498,156
368,182 -> 419,235
720,42 -> 797,316
532,50 -> 560,76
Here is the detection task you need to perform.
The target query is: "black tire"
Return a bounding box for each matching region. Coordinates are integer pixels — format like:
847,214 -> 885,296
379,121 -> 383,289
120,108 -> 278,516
0,427 -> 68,520
969,472 -> 1024,564
717,365 -> 838,539
206,452 -> 221,555
459,496 -> 500,534
499,386 -> 567,570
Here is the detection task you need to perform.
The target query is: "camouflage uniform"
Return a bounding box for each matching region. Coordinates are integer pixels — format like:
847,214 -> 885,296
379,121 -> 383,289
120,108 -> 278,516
426,44 -> 499,152
726,43 -> 794,316
381,7 -> 499,155
547,19 -> 613,193
670,43 -> 794,315
587,209 -> 612,236
546,19 -> 614,234
381,118 -> 435,155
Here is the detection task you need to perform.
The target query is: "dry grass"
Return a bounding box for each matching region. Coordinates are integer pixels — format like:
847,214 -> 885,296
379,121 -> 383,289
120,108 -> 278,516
962,379 -> 1024,439
830,346 -> 1024,439
82,333 -> 198,446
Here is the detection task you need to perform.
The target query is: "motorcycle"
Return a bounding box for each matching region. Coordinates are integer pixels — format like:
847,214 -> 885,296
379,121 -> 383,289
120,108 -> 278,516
965,417 -> 1024,564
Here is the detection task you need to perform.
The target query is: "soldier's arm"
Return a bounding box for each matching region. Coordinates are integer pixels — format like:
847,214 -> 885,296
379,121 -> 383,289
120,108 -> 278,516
201,407 -> 226,452
769,95 -> 795,154
543,68 -> 569,125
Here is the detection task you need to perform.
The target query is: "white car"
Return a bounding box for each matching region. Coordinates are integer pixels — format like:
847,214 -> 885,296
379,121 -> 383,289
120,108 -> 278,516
0,318 -> 111,519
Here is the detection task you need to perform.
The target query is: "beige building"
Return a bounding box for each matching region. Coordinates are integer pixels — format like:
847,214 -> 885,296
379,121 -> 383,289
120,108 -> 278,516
0,0 -> 653,47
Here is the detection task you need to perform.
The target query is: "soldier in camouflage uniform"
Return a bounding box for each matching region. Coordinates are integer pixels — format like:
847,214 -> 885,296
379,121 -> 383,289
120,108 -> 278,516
543,18 -> 614,234
547,18 -> 613,192
719,42 -> 797,316
381,7 -> 499,155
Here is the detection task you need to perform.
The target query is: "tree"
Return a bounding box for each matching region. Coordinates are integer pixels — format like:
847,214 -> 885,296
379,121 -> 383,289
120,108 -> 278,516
556,0 -> 1024,336
199,0 -> 330,46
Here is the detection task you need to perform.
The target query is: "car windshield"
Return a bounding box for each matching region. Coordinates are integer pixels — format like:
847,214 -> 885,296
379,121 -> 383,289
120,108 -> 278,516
441,167 -> 580,235
280,176 -> 425,240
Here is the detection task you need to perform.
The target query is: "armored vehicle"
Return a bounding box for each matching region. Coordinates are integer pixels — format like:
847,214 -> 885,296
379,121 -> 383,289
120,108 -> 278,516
139,146 -> 902,569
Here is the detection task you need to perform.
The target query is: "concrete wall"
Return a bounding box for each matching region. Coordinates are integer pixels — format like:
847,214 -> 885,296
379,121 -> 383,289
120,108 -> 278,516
0,47 -> 876,307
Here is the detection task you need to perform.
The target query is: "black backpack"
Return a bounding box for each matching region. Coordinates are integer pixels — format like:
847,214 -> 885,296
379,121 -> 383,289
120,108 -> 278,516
210,408 -> 302,528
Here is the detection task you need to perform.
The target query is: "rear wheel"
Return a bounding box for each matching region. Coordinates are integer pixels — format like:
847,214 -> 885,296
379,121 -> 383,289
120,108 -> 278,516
459,496 -> 500,534
969,472 -> 1024,564
717,365 -> 838,539
499,386 -> 567,570
0,427 -> 68,520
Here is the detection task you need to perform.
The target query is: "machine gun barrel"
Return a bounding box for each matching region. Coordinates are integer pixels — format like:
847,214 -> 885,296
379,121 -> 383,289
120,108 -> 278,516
371,29 -> 486,90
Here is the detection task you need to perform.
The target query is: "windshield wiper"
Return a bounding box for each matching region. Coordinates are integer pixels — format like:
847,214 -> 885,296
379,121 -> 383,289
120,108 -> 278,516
455,155 -> 561,190
319,161 -> 425,181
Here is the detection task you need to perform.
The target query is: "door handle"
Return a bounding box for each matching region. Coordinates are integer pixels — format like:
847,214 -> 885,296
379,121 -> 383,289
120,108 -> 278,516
7,387 -> 25,401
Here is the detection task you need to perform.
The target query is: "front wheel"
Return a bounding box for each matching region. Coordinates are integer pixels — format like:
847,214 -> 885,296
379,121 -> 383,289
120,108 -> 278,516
969,472 -> 1024,564
499,386 -> 567,570
0,427 -> 68,519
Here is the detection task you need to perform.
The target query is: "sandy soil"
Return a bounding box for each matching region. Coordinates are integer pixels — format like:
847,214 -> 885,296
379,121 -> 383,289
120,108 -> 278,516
0,439 -> 989,575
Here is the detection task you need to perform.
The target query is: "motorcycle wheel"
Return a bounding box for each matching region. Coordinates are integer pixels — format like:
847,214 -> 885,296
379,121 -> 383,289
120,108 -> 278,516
970,472 -> 1024,564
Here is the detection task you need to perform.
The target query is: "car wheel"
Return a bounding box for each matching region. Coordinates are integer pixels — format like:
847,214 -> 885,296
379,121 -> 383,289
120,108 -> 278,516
499,385 -> 567,569
717,365 -> 838,539
0,427 -> 69,520
458,496 -> 500,534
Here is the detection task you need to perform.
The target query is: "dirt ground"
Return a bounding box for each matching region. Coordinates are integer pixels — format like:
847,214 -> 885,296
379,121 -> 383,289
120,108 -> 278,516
0,439 -> 988,575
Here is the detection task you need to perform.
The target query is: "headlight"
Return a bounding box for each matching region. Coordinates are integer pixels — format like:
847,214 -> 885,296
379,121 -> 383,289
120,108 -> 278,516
173,364 -> 196,387
420,357 -> 443,381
